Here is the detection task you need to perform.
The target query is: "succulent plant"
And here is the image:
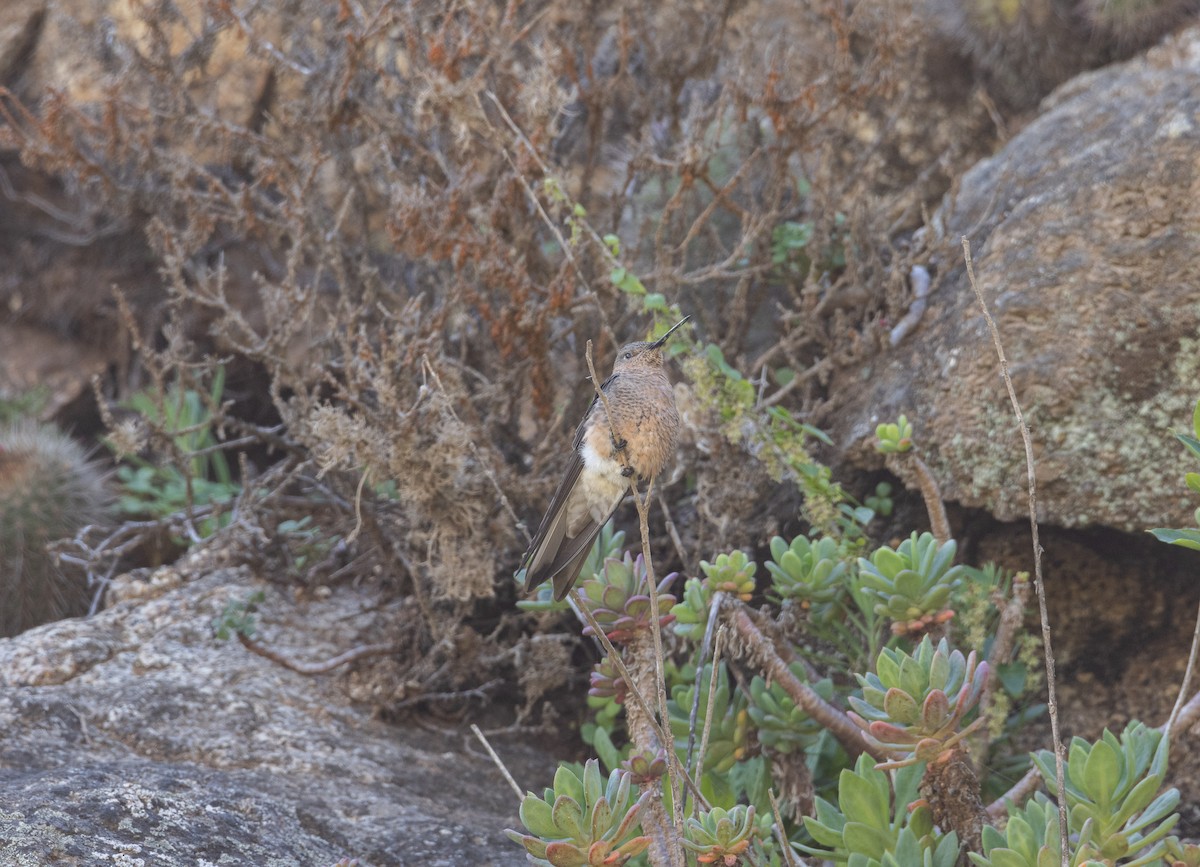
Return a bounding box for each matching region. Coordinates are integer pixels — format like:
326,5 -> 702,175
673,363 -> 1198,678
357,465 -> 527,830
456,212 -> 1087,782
667,662 -> 751,775
506,759 -> 651,867
698,550 -> 756,601
1030,722 -> 1179,865
1150,398 -> 1200,552
619,748 -> 667,785
799,754 -> 958,866
848,636 -> 988,769
578,552 -> 677,644
1166,838 -> 1200,866
519,523 -> 626,612
682,804 -> 758,865
671,575 -> 715,641
875,415 -> 913,454
764,533 -> 849,614
1,423 -> 110,637
746,661 -> 833,755
588,656 -> 630,705
971,794 -> 1099,867
856,532 -> 962,635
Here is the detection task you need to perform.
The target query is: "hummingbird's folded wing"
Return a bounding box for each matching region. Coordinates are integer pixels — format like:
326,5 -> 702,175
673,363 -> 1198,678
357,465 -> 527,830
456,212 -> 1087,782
520,376 -> 621,599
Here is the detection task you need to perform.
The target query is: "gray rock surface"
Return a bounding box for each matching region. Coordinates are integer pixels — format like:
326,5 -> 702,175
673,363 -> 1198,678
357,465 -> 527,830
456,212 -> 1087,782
830,26 -> 1200,533
0,550 -> 535,866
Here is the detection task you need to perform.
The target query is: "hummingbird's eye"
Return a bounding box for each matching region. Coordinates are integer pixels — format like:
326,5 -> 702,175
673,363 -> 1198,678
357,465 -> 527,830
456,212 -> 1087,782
623,352 -> 633,360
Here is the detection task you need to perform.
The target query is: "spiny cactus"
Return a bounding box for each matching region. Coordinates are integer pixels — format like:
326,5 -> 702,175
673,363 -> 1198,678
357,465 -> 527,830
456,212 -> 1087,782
0,424 -> 109,637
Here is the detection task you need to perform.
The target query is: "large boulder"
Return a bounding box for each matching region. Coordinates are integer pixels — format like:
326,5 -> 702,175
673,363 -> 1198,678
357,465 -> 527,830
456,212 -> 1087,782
0,550 -> 535,866
830,26 -> 1200,533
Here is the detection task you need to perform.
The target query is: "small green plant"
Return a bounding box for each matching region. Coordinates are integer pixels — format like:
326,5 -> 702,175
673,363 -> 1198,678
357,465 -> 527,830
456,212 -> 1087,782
698,550 -> 756,601
1149,398 -> 1200,551
667,662 -> 750,776
799,754 -> 958,866
671,575 -> 716,641
865,481 -> 894,518
856,532 -> 962,636
848,636 -> 988,769
764,533 -> 849,615
212,590 -> 265,640
746,662 -> 833,755
681,804 -> 758,864
276,516 -> 339,573
875,415 -> 914,454
111,367 -> 239,538
506,759 -> 652,867
1030,722 -> 1178,865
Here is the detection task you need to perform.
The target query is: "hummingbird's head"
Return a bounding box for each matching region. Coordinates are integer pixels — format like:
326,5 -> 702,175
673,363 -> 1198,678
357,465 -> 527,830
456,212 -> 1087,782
611,315 -> 691,373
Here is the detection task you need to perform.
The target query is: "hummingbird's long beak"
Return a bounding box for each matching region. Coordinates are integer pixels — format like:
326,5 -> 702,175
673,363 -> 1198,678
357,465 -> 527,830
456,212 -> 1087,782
650,315 -> 692,349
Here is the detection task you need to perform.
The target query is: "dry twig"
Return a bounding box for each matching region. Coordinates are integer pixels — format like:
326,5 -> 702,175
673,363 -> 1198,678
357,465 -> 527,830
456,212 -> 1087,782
963,237 -> 1068,866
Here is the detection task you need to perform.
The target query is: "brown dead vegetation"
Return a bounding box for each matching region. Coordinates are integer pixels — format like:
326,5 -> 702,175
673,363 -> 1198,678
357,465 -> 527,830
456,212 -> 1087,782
0,0 -> 988,719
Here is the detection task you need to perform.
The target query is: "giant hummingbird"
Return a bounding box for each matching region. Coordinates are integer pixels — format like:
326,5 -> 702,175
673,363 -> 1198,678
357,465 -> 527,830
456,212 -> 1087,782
519,316 -> 690,601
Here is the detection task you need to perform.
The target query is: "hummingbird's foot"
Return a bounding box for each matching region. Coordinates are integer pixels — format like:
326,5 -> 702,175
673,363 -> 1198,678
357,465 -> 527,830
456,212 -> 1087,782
621,465 -> 635,478
611,435 -> 628,453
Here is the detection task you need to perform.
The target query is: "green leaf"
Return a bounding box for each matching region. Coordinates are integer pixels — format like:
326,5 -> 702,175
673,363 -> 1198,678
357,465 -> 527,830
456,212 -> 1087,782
1177,431 -> 1200,460
643,293 -> 668,312
897,655 -> 927,700
1148,528 -> 1200,550
872,547 -> 906,579
582,759 -> 604,808
519,794 -> 558,837
1082,740 -> 1119,807
552,794 -> 585,841
554,765 -> 584,805
842,822 -> 892,860
839,768 -> 889,830
883,687 -> 920,725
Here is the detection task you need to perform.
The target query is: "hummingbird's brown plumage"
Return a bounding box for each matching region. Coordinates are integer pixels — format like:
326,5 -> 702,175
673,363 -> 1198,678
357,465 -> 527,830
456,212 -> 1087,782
519,316 -> 690,601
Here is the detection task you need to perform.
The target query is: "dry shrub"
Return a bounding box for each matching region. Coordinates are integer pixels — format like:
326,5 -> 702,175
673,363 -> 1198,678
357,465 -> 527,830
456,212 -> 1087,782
0,0 -> 943,713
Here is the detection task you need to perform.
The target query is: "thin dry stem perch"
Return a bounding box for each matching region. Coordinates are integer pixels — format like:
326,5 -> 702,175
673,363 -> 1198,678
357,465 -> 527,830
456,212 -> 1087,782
963,237 -> 1068,867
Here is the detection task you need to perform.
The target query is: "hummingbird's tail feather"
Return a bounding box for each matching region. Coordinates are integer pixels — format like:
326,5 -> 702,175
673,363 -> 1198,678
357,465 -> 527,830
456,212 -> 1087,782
552,540 -> 599,601
521,500 -> 570,594
524,516 -> 603,599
